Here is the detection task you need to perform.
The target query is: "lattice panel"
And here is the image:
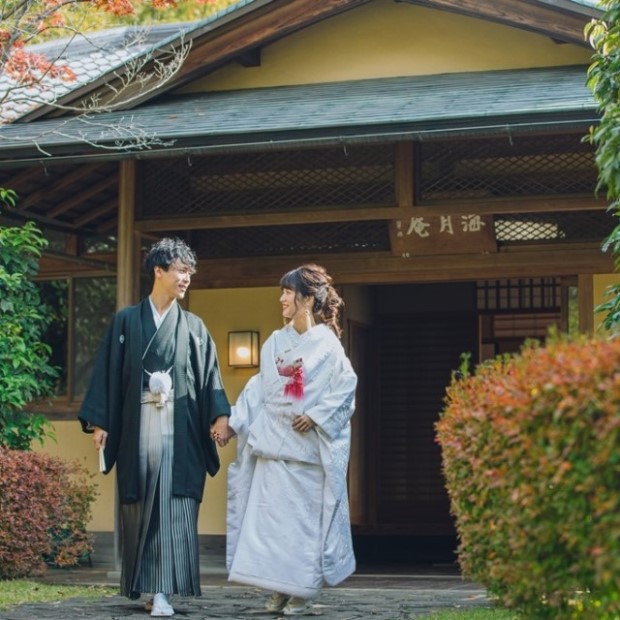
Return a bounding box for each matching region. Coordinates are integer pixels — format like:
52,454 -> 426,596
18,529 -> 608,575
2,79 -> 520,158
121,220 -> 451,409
477,278 -> 560,311
139,146 -> 395,218
420,134 -> 597,200
494,210 -> 614,243
185,221 -> 390,258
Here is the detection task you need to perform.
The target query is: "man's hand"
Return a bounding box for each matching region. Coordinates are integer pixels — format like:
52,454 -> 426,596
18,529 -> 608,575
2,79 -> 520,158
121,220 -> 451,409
292,414 -> 316,433
210,416 -> 235,447
93,426 -> 108,450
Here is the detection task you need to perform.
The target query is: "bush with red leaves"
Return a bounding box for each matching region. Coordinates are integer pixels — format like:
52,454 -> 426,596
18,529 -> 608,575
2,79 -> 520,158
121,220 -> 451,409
0,448 -> 98,579
437,335 -> 620,618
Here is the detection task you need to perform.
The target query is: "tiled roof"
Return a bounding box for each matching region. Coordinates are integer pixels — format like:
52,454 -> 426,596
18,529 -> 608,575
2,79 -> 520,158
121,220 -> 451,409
0,0 -> 258,123
0,65 -> 598,163
0,25 -> 184,123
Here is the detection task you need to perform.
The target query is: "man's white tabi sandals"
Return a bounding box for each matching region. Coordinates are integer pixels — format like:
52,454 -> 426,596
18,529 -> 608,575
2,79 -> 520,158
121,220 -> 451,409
150,592 -> 175,617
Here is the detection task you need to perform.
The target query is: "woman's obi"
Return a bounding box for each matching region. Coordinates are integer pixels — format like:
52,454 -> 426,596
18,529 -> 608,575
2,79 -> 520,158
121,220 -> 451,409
247,392 -> 320,465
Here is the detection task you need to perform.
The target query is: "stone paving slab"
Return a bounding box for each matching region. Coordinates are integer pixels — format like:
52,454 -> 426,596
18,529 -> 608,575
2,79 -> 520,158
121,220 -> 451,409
0,585 -> 491,620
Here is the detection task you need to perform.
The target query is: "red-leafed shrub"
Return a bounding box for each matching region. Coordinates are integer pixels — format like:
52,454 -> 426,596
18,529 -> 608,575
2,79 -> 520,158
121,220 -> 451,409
437,335 -> 620,619
0,448 -> 97,579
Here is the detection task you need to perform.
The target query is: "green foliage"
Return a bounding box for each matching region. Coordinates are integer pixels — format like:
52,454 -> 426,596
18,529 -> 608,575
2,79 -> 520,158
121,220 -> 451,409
437,336 -> 620,619
0,191 -> 58,450
0,448 -> 98,579
586,0 -> 620,200
593,282 -> 620,332
586,1 -> 620,331
0,189 -> 16,207
418,611 -> 517,620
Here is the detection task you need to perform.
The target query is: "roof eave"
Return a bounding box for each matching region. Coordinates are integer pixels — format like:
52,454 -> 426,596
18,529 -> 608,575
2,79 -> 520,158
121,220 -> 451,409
397,0 -> 601,45
0,110 -> 599,168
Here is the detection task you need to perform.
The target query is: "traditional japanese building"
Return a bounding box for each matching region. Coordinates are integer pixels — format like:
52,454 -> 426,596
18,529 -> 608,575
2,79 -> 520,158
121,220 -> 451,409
0,0 -> 614,564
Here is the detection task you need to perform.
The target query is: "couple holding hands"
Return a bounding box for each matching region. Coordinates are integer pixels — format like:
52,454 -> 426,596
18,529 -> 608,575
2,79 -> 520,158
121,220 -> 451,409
79,238 -> 357,617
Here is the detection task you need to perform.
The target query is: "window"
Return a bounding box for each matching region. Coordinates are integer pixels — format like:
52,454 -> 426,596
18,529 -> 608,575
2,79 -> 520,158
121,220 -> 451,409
38,276 -> 116,402
477,278 -> 578,361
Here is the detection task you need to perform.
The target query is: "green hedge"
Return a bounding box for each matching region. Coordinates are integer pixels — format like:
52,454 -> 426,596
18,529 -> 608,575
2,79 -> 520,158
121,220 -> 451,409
436,336 -> 620,619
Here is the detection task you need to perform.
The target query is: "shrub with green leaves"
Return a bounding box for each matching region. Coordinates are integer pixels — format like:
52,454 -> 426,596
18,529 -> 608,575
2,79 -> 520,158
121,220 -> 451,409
437,336 -> 620,619
0,189 -> 58,449
0,448 -> 98,579
586,0 -> 620,332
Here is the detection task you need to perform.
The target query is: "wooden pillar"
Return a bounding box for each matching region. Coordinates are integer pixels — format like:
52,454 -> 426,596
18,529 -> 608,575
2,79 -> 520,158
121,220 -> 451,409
117,159 -> 138,310
114,159 -> 138,573
578,274 -> 594,335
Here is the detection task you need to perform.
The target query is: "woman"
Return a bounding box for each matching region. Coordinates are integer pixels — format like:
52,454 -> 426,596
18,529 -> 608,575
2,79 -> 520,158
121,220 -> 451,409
225,264 -> 358,615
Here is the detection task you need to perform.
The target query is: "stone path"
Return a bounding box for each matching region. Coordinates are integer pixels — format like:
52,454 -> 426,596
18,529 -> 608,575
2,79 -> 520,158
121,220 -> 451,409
0,583 -> 491,620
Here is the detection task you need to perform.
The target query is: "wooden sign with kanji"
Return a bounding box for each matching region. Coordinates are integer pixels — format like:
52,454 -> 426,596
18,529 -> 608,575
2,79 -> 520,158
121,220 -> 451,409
389,214 -> 497,256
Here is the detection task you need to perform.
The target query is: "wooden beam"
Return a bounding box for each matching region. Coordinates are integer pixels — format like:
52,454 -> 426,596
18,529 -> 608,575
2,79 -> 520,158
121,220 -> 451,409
47,175 -> 117,219
19,164 -> 102,210
417,196 -> 608,215
135,195 -> 606,232
3,207 -> 80,231
399,0 -> 594,46
2,166 -> 44,189
191,244 -> 613,288
137,205 -> 402,231
117,160 -> 137,309
38,251 -> 115,277
74,199 -> 117,227
65,234 -> 78,256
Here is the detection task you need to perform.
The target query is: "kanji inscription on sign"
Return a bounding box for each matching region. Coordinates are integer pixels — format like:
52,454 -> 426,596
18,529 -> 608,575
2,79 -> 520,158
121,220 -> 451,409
389,214 -> 497,256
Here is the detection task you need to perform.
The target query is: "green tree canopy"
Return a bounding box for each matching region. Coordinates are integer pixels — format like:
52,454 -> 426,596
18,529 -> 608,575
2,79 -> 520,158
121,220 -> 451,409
587,0 -> 620,331
0,190 -> 57,449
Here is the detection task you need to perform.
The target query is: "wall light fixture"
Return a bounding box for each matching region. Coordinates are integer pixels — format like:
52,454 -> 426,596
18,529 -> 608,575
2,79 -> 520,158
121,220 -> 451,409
228,331 -> 260,368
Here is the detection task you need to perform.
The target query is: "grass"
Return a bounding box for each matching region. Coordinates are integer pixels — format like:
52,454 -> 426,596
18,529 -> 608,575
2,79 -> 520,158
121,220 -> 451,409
0,580 -> 115,611
418,610 -> 517,619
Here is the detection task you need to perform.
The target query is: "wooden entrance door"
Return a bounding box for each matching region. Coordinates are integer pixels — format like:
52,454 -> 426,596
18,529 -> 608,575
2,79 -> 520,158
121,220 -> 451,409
373,312 -> 478,535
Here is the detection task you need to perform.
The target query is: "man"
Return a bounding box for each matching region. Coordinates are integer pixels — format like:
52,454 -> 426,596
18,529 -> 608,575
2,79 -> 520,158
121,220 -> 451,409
79,237 -> 231,617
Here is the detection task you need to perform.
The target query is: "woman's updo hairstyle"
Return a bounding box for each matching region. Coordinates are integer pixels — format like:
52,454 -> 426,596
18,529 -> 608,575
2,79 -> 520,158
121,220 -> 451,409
280,264 -> 344,338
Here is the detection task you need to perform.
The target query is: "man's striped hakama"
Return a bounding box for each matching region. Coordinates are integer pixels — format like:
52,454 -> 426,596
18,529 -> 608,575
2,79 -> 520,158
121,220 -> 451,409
120,394 -> 201,599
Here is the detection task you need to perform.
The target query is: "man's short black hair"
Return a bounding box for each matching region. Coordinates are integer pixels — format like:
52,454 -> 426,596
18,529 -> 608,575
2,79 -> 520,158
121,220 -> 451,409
143,237 -> 197,284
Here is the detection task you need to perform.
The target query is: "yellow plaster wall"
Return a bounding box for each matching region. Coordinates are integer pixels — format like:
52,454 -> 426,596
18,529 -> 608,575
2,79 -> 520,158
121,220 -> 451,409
36,421 -> 116,532
593,274 -> 620,333
181,0 -> 592,94
189,286 -> 282,534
